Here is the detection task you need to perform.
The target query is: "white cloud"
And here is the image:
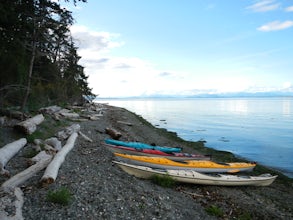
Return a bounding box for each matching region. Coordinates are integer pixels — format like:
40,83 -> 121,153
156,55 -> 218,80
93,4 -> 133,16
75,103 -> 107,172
246,0 -> 280,12
285,6 -> 293,12
283,82 -> 292,88
257,20 -> 293,31
71,25 -> 124,52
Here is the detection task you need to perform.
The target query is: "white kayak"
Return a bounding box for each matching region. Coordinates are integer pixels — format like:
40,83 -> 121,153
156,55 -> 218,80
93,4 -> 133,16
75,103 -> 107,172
113,161 -> 277,186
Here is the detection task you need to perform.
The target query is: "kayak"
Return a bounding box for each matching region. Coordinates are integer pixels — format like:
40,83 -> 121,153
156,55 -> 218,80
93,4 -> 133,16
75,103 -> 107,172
113,161 -> 277,186
114,153 -> 256,173
103,143 -> 211,161
105,139 -> 182,153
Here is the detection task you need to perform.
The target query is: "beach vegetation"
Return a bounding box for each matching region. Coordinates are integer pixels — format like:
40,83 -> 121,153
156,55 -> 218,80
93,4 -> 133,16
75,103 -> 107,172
205,204 -> 224,217
150,174 -> 176,188
47,187 -> 72,205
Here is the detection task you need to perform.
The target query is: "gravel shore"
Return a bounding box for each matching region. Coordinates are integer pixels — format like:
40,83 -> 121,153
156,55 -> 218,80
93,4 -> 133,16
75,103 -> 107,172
1,104 -> 292,219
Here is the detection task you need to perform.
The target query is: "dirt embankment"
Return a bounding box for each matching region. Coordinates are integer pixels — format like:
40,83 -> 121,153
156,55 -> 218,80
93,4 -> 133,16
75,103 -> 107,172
0,104 -> 292,220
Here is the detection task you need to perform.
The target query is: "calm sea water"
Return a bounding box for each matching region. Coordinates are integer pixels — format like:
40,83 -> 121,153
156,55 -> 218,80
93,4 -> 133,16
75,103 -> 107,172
96,97 -> 293,178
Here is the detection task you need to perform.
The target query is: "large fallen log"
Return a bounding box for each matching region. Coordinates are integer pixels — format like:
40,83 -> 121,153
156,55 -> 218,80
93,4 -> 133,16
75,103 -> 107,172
0,138 -> 27,176
39,105 -> 62,114
0,108 -> 25,120
1,153 -> 53,191
56,124 -> 80,140
14,114 -> 44,135
105,127 -> 122,140
41,132 -> 78,185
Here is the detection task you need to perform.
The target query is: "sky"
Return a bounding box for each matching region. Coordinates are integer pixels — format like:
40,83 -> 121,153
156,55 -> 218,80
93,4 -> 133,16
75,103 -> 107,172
65,0 -> 293,98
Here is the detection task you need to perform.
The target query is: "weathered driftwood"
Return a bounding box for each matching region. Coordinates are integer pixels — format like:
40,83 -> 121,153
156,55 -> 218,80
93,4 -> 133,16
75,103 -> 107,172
41,132 -> 78,185
78,131 -> 93,142
0,187 -> 24,220
45,137 -> 62,151
0,116 -> 6,125
59,112 -> 80,118
0,108 -> 25,120
1,153 -> 53,191
27,150 -> 52,166
0,138 -> 27,176
32,139 -> 55,154
39,105 -> 62,114
90,114 -> 103,120
56,124 -> 80,140
117,120 -> 133,126
14,114 -> 44,135
105,127 -> 122,140
57,108 -> 70,114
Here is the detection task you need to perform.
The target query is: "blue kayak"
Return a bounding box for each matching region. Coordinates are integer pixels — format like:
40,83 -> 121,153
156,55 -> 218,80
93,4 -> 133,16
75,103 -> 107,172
104,139 -> 182,153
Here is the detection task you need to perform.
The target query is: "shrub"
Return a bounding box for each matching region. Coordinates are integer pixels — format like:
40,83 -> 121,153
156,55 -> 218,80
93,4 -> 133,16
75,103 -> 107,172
205,205 -> 224,217
150,174 -> 176,188
47,187 -> 72,205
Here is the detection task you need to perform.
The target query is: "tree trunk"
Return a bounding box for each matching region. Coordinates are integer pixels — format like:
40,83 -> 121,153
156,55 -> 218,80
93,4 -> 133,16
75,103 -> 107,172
1,153 -> 52,191
0,138 -> 27,175
41,132 -> 78,185
21,35 -> 36,112
14,114 -> 44,135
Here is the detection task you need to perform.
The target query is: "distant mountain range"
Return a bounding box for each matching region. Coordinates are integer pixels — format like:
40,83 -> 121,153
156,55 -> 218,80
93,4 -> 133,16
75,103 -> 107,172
98,89 -> 293,99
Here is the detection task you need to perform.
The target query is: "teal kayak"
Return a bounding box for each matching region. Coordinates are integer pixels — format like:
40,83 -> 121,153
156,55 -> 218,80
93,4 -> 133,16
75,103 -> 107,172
104,139 -> 182,153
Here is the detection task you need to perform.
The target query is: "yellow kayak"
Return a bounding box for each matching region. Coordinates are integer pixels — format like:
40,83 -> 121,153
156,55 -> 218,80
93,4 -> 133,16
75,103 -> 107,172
114,153 -> 256,173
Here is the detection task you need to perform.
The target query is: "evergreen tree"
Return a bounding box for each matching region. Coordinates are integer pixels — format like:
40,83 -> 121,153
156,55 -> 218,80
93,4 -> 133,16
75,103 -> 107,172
0,0 -> 94,111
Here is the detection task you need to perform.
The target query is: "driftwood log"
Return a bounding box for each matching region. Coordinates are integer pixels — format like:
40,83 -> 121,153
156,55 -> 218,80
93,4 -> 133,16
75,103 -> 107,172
41,132 -> 78,185
56,124 -> 80,140
27,150 -> 53,166
105,127 -> 122,140
39,105 -> 62,114
117,121 -> 133,126
59,112 -> 80,118
0,108 -> 25,120
0,138 -> 27,176
0,187 -> 24,220
32,139 -> 57,155
45,137 -> 62,151
78,131 -> 93,142
1,153 -> 53,191
14,114 -> 44,135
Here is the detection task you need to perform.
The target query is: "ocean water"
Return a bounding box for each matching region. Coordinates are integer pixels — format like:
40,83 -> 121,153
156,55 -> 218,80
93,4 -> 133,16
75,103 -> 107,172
96,97 -> 293,178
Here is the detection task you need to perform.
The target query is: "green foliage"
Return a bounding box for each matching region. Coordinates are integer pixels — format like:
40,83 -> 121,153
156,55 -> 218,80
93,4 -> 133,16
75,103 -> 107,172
25,115 -> 69,143
47,187 -> 72,205
26,130 -> 45,143
23,148 -> 39,158
150,175 -> 176,188
0,0 -> 95,110
205,205 -> 224,217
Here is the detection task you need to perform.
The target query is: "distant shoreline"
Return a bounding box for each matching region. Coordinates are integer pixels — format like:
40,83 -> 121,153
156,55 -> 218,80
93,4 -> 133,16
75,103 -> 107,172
95,94 -> 293,100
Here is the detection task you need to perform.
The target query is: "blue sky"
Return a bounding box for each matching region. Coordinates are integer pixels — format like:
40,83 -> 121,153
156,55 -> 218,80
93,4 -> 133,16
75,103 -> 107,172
67,0 -> 293,97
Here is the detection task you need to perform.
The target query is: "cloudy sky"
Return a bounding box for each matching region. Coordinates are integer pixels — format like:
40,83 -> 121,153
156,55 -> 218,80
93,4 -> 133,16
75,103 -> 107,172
66,0 -> 293,98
